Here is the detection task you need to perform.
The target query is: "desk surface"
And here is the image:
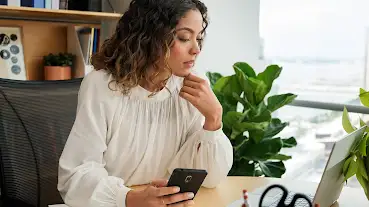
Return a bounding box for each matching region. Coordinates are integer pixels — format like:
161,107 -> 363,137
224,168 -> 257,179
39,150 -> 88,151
50,176 -> 369,207
193,176 -> 369,207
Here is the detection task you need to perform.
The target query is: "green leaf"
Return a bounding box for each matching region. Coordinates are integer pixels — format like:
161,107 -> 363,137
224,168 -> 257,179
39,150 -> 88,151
359,88 -> 369,108
249,129 -> 266,143
216,93 -> 237,117
282,137 -> 297,148
247,101 -> 271,123
234,66 -> 248,91
342,106 -> 356,134
343,156 -> 353,175
258,161 -> 286,178
267,93 -> 297,113
223,111 -> 244,130
257,65 -> 282,88
360,118 -> 369,133
231,121 -> 269,139
237,138 -> 283,161
356,173 -> 369,195
232,93 -> 249,109
270,154 -> 292,161
365,155 -> 369,181
233,62 -> 256,78
206,72 -> 223,88
233,67 -> 264,105
213,75 -> 242,116
213,75 -> 242,97
357,156 -> 368,180
358,133 -> 368,156
249,77 -> 269,105
229,159 -> 255,176
256,64 -> 282,96
213,76 -> 230,93
343,156 -> 358,181
264,118 -> 288,138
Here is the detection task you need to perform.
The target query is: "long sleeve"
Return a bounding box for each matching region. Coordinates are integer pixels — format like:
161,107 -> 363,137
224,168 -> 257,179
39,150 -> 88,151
167,110 -> 233,188
57,72 -> 131,207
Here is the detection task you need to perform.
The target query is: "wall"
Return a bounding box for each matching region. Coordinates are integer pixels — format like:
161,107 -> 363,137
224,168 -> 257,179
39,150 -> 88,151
195,0 -> 265,75
102,0 -> 264,75
100,0 -> 130,43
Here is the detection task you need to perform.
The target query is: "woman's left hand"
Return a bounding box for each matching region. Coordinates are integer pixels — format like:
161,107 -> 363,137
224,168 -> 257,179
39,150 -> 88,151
179,73 -> 223,131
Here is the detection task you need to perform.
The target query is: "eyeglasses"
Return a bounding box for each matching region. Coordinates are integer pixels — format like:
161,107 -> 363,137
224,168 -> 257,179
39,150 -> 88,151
259,184 -> 313,207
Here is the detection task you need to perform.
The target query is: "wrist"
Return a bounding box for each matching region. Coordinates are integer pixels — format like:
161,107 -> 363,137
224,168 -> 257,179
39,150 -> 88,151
203,113 -> 222,131
126,189 -> 140,207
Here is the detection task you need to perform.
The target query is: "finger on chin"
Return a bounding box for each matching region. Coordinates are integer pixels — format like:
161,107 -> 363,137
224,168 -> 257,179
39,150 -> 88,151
183,79 -> 198,89
185,72 -> 202,82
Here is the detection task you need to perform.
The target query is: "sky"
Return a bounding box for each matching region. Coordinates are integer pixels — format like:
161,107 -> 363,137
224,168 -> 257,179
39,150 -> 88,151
259,0 -> 369,58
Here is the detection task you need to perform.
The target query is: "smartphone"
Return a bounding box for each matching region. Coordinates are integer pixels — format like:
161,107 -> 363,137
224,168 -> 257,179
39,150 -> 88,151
167,168 -> 208,198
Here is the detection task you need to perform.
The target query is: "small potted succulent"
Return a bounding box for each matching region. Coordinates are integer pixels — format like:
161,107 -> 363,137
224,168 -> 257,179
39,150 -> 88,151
43,52 -> 75,80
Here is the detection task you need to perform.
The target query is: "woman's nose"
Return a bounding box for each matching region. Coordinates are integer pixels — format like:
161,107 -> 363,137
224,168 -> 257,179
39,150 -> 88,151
190,43 -> 201,55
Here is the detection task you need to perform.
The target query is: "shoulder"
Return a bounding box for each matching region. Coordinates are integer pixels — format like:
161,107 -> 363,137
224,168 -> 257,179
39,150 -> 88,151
79,69 -> 118,101
81,69 -> 111,88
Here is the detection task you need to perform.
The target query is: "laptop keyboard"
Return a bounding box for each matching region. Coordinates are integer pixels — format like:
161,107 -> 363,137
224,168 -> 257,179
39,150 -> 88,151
266,191 -> 314,207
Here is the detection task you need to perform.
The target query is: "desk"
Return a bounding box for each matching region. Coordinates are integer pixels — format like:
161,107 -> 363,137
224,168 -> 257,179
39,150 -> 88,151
50,176 -> 369,207
193,176 -> 369,207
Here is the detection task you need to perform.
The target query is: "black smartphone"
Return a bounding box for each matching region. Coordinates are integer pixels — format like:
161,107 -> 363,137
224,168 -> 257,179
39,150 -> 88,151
167,168 -> 208,198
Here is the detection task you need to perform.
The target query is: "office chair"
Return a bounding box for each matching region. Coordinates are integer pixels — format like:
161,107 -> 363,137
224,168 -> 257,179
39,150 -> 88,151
0,78 -> 82,207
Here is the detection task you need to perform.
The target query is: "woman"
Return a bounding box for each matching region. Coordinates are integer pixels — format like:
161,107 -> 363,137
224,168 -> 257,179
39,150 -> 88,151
57,0 -> 233,206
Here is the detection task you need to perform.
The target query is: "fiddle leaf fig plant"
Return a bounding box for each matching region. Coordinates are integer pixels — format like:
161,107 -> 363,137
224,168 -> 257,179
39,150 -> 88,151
207,62 -> 298,178
342,88 -> 369,200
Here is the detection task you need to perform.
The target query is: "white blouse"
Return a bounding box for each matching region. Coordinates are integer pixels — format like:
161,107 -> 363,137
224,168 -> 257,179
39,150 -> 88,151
57,69 -> 233,207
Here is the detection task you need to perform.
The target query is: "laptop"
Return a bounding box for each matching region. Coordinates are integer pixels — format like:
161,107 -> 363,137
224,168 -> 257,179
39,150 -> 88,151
228,125 -> 367,207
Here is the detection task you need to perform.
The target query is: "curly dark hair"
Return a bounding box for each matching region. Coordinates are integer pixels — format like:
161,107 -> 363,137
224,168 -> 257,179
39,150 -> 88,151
91,0 -> 209,95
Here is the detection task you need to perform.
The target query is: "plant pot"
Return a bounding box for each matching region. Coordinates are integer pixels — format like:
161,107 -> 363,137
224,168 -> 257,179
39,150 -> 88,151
44,66 -> 71,80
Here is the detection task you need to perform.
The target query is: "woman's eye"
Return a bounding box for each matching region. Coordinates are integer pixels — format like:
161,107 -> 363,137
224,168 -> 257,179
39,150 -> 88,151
178,37 -> 190,42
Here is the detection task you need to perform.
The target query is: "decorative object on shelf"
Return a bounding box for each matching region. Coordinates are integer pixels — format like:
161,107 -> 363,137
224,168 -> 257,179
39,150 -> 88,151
206,62 -> 298,178
43,52 -> 75,80
0,26 -> 26,80
342,88 -> 369,200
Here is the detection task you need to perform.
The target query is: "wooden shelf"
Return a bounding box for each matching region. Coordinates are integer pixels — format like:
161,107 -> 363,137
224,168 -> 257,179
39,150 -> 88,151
0,6 -> 117,81
0,6 -> 122,25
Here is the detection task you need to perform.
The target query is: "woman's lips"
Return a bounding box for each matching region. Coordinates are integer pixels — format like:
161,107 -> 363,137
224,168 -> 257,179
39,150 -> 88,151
184,60 -> 194,68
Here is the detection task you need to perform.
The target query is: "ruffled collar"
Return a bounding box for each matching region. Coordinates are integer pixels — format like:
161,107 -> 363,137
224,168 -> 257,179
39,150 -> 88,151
128,75 -> 183,102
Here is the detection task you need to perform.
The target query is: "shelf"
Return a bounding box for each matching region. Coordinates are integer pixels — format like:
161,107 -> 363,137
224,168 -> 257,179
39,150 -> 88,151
0,5 -> 122,25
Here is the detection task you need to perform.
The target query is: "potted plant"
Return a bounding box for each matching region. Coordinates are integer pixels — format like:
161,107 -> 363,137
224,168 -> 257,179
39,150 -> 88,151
207,62 -> 298,178
43,52 -> 75,80
342,88 -> 369,200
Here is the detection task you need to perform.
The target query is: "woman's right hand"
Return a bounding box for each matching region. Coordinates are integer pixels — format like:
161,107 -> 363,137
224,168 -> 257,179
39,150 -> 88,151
126,179 -> 195,207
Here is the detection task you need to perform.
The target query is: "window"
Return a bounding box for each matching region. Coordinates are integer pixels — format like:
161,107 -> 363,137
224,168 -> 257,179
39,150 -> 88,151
259,0 -> 369,188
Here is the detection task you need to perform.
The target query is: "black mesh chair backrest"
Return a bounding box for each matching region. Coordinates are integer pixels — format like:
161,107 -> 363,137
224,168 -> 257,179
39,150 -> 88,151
0,78 -> 82,207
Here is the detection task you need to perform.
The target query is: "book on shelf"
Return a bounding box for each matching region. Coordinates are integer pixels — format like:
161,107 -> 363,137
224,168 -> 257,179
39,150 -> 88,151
0,0 -> 69,9
76,26 -> 100,65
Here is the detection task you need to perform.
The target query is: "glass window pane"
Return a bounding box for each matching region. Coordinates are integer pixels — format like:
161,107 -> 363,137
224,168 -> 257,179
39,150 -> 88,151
260,0 -> 369,104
